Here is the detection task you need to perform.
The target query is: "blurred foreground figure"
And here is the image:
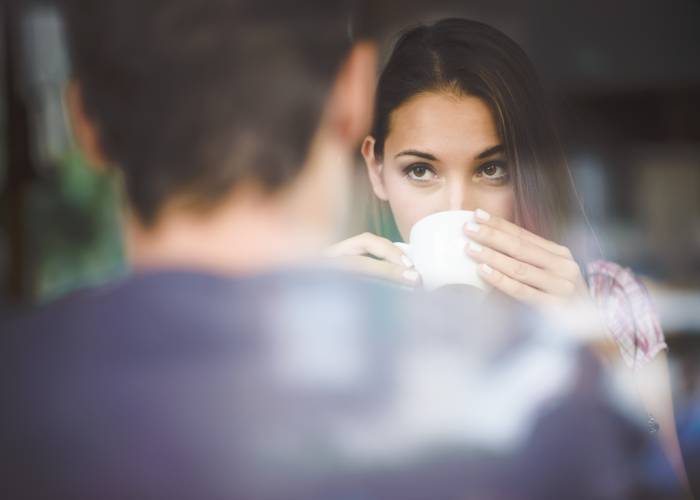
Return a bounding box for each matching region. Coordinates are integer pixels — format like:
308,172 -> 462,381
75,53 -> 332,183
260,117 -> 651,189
1,1 -> 652,499
3,279 -> 648,499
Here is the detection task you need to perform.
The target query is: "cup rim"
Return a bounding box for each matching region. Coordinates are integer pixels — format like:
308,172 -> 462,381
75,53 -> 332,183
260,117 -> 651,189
409,209 -> 475,243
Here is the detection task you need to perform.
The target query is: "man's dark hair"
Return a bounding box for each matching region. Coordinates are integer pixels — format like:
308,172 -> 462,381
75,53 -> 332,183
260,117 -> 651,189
59,0 -> 359,224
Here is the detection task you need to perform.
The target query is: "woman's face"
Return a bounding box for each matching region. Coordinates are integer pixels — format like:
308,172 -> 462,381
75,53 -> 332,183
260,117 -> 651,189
363,92 -> 515,241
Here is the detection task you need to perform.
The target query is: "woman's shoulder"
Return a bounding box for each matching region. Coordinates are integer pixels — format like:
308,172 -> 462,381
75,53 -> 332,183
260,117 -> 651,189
585,259 -> 667,368
585,259 -> 659,306
586,259 -> 640,287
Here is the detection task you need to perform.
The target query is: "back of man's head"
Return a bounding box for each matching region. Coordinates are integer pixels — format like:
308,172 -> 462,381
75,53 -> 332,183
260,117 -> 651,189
59,0 -> 361,225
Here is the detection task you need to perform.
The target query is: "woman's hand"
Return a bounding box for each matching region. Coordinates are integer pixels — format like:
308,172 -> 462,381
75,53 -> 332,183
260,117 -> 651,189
323,232 -> 420,286
464,209 -> 589,308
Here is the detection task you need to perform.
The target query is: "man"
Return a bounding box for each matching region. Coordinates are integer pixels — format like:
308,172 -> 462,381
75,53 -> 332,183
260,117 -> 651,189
1,1 -> 649,499
2,0 -> 377,495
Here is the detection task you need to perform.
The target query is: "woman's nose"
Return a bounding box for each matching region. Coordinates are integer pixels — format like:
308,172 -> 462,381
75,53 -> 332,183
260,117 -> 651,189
447,183 -> 476,212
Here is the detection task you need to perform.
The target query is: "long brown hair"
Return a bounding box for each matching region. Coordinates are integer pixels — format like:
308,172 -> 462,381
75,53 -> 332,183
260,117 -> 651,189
367,18 -> 595,262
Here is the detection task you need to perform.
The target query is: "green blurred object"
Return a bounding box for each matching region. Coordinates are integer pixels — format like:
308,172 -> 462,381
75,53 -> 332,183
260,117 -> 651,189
367,197 -> 403,243
28,148 -> 125,302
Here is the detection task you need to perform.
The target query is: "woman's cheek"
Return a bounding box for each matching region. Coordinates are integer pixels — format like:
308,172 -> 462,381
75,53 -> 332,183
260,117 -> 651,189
476,189 -> 515,222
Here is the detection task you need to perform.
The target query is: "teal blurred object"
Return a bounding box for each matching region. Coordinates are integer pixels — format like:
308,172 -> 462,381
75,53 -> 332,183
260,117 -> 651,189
367,197 -> 402,243
28,148 -> 125,302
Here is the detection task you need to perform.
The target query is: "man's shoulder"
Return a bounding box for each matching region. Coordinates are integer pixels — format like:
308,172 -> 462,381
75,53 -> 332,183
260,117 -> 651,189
4,268 -> 405,339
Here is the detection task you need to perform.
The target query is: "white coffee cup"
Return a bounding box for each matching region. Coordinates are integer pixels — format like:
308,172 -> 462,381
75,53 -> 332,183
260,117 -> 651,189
395,210 -> 487,291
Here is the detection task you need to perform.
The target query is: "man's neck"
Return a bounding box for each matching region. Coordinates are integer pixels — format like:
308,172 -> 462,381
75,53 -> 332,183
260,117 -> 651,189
124,193 -> 326,277
124,130 -> 352,276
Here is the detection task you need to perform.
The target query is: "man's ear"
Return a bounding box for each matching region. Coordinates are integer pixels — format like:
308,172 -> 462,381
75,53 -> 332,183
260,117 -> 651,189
65,80 -> 110,170
325,41 -> 377,147
361,135 -> 388,201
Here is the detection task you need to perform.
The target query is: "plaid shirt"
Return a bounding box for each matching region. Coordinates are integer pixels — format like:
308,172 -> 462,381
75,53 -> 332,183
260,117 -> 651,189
586,260 -> 667,369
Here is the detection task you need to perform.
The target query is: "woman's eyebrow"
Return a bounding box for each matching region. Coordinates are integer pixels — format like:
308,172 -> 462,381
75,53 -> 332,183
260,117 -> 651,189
394,149 -> 438,161
476,144 -> 504,159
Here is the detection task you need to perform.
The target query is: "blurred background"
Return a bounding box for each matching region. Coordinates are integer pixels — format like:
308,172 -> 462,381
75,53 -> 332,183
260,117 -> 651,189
1,0 -> 699,494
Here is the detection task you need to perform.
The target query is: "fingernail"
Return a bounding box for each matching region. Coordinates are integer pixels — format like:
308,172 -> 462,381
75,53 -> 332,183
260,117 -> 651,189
469,241 -> 483,252
401,255 -> 414,268
476,209 -> 491,221
465,221 -> 480,233
403,270 -> 420,282
481,263 -> 493,274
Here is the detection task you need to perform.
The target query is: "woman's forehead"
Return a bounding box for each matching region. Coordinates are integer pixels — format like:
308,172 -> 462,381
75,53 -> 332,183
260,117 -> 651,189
385,92 -> 501,159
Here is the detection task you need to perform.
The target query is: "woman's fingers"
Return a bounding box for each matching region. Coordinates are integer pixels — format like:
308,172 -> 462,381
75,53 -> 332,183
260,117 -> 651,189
323,233 -> 417,286
324,232 -> 413,268
466,241 -> 576,297
465,219 -> 558,270
465,217 -> 575,277
473,209 -> 571,257
465,211 -> 588,306
476,262 -> 557,307
335,255 -> 420,286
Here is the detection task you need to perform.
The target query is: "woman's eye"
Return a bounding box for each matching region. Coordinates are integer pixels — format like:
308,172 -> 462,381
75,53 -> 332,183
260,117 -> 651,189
404,164 -> 436,182
477,161 -> 509,181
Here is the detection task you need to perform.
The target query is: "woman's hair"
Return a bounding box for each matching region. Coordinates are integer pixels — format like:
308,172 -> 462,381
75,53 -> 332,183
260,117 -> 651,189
370,18 -> 591,255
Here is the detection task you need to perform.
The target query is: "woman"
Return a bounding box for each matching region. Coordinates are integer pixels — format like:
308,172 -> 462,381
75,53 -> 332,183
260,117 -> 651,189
326,18 -> 688,489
